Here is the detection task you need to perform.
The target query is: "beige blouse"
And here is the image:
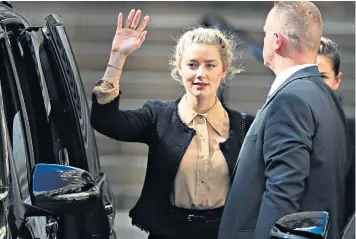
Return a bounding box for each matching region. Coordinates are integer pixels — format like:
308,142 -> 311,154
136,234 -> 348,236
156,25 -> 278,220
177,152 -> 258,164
171,95 -> 230,209
93,81 -> 230,210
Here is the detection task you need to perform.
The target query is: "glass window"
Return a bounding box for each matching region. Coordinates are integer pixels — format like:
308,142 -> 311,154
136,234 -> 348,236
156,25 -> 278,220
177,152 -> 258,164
0,97 -> 10,199
11,111 -> 29,199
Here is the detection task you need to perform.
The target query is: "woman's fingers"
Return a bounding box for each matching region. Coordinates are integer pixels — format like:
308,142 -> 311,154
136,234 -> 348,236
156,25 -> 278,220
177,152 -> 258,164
136,15 -> 150,34
130,9 -> 142,30
124,9 -> 135,29
116,13 -> 123,32
137,31 -> 147,48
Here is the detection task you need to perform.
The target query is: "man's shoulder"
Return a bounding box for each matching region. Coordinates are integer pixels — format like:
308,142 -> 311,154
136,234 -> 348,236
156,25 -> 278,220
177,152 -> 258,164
281,77 -> 327,100
287,76 -> 322,90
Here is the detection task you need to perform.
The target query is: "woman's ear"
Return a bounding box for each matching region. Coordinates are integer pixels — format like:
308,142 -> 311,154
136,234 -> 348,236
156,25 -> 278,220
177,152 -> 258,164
222,66 -> 227,79
177,61 -> 183,76
334,72 -> 343,90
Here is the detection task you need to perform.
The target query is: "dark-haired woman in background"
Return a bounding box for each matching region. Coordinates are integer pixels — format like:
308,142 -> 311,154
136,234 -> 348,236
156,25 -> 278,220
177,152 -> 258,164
316,36 -> 343,90
316,36 -> 355,226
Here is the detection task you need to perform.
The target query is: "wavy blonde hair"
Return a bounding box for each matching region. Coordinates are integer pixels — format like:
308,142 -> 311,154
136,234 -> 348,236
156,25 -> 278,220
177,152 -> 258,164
169,26 -> 243,84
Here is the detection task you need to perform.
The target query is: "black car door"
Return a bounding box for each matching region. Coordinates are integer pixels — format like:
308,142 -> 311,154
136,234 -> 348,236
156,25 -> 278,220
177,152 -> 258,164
0,15 -> 49,239
339,214 -> 355,239
38,14 -> 116,238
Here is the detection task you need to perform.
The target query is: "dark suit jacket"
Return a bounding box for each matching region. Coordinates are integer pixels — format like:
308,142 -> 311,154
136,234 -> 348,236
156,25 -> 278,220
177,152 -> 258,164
344,117 -> 355,225
218,66 -> 351,239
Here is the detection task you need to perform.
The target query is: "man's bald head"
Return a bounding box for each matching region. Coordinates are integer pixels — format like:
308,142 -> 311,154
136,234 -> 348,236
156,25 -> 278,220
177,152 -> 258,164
271,1 -> 322,53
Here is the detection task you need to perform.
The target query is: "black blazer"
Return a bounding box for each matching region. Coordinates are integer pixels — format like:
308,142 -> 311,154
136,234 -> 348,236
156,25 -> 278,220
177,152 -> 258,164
218,66 -> 351,239
90,93 -> 254,235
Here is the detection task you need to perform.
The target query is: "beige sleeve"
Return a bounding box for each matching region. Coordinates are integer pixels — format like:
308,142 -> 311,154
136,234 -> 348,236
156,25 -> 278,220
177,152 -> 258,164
92,77 -> 120,104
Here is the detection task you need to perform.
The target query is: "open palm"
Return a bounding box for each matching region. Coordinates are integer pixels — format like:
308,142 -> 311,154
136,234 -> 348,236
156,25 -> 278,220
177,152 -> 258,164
112,9 -> 149,56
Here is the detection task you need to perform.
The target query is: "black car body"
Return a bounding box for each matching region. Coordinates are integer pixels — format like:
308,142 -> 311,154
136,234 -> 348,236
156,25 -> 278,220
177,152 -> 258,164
0,3 -> 116,239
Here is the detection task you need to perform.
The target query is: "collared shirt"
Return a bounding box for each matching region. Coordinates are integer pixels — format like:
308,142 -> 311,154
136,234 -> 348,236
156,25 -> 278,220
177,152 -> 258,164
268,64 -> 316,97
93,80 -> 231,209
171,95 -> 230,209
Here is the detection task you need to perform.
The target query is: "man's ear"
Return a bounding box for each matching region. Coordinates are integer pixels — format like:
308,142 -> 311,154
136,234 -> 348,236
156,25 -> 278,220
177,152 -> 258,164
274,32 -> 284,51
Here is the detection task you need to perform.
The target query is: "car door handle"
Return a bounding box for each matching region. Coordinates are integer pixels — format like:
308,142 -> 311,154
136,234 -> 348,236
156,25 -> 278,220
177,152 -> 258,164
104,204 -> 114,215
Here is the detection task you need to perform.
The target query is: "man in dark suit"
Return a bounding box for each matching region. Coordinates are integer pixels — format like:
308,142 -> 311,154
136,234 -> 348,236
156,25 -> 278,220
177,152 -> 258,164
218,2 -> 351,239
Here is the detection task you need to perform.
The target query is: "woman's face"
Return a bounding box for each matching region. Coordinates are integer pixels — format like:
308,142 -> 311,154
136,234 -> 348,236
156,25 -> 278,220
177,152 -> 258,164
179,43 -> 227,100
316,55 -> 342,90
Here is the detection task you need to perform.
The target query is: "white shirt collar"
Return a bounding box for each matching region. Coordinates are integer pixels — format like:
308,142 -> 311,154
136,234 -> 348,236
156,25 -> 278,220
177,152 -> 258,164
268,64 -> 316,97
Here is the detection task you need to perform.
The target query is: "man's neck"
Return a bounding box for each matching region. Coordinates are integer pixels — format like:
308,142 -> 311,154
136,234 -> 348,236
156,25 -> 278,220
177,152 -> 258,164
272,54 -> 316,76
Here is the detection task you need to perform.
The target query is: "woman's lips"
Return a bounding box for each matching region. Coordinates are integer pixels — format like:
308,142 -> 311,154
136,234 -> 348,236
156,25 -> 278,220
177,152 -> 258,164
193,82 -> 208,90
193,82 -> 209,86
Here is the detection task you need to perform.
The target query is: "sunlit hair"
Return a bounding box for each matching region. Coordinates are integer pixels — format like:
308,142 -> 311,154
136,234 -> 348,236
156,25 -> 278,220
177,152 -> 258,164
169,26 -> 243,83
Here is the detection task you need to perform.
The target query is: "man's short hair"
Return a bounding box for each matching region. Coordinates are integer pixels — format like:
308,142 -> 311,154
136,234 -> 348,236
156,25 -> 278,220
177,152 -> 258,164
273,1 -> 322,53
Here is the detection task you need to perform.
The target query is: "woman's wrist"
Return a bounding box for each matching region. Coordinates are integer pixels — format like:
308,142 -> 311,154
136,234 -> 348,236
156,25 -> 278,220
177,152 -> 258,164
107,64 -> 122,71
103,65 -> 121,79
108,51 -> 127,69
103,51 -> 127,79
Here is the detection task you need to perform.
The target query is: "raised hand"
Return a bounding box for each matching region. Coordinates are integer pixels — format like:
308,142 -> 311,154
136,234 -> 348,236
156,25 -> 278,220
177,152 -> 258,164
111,9 -> 149,56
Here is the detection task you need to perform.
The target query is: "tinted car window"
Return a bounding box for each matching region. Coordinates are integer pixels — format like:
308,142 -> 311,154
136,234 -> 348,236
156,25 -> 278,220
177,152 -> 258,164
0,86 -> 10,239
0,89 -> 10,197
11,111 -> 29,199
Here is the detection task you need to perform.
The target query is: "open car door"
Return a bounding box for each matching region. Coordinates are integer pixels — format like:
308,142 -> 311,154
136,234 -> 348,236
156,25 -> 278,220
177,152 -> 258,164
38,14 -> 116,238
339,214 -> 355,239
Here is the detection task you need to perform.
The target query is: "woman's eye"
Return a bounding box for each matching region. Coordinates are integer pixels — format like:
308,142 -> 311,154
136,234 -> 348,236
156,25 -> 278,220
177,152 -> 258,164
321,75 -> 328,79
188,63 -> 197,67
207,64 -> 215,68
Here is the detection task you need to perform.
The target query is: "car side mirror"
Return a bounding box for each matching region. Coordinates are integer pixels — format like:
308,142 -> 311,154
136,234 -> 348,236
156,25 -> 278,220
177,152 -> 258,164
270,211 -> 329,239
29,164 -> 99,216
